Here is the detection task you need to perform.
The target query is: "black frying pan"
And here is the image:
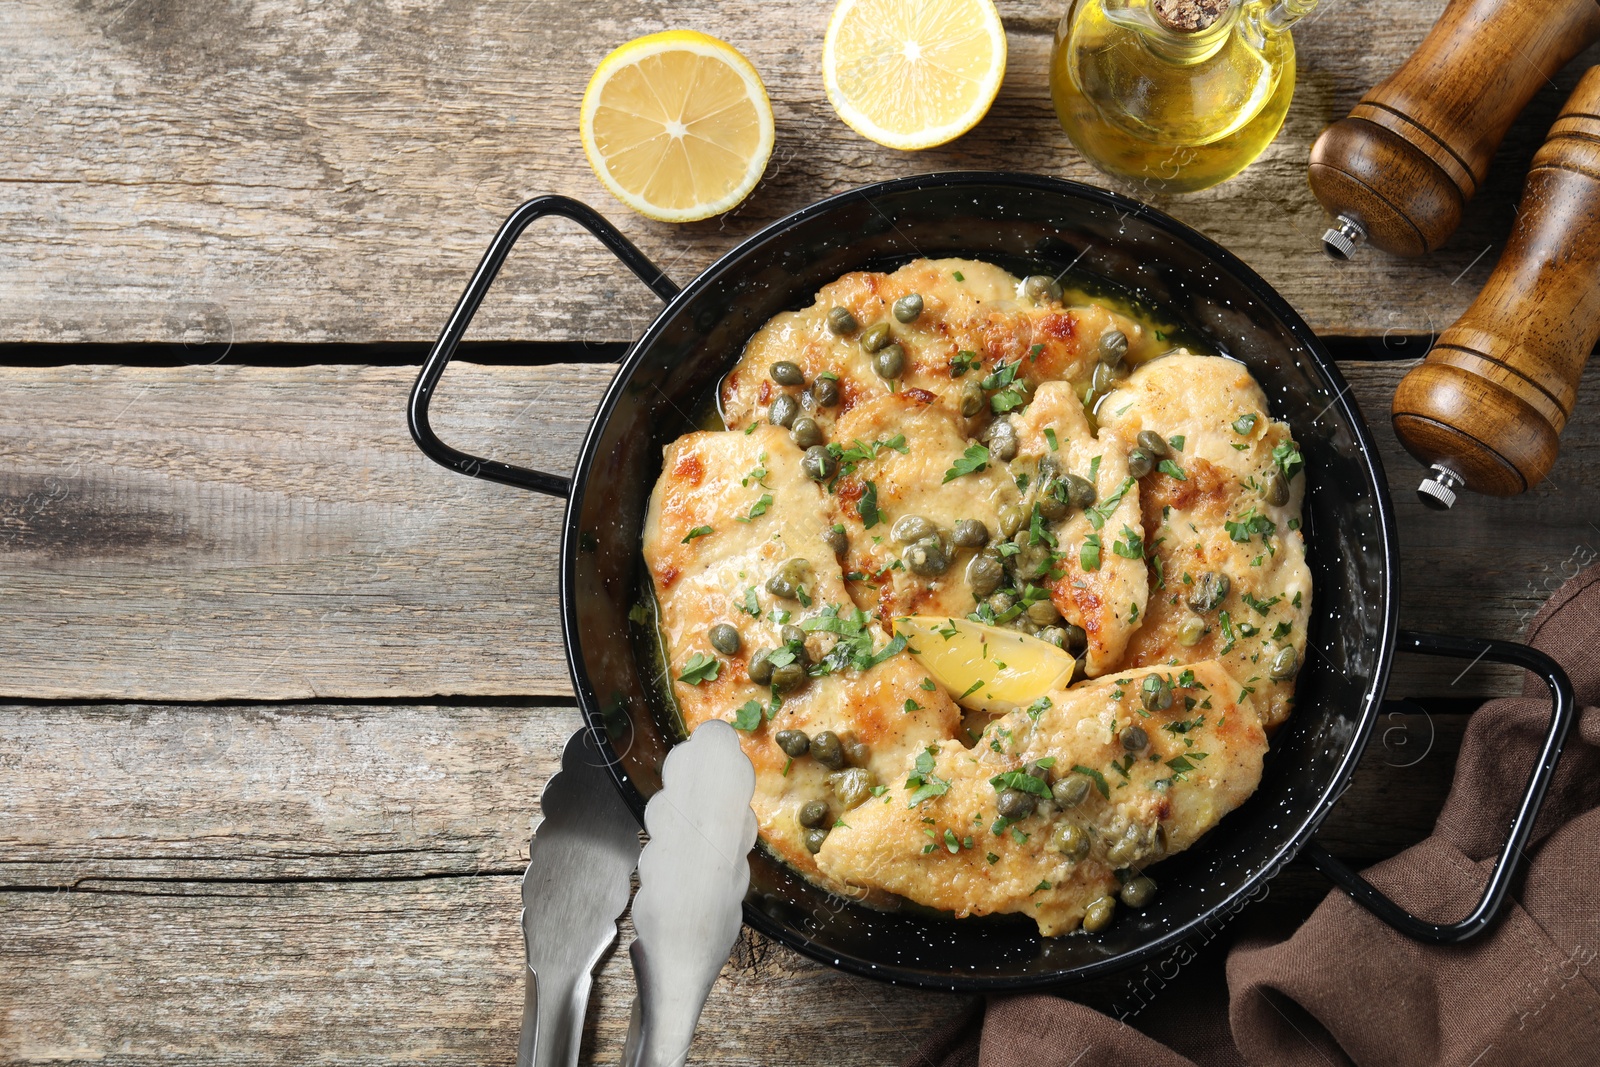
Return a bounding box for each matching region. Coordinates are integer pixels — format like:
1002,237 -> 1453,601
409,173 -> 1574,992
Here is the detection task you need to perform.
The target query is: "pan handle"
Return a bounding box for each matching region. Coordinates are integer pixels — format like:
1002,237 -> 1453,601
408,195 -> 680,498
1302,628 -> 1576,944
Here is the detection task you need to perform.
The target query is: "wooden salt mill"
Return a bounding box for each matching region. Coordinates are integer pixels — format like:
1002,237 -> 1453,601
1309,0 -> 1600,259
1392,66 -> 1600,508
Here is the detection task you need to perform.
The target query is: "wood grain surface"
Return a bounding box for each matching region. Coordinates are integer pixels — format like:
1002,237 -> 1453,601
0,701 -> 1461,1064
3,360 -> 1593,701
3,0 -> 1598,345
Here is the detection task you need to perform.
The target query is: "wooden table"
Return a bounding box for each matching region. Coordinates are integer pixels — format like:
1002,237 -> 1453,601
4,1 -> 1598,1062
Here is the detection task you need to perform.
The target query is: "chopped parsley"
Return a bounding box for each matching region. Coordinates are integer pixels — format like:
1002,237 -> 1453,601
1225,508 -> 1277,543
951,350 -> 980,377
1168,435 -> 1186,451
943,443 -> 991,483
1232,413 -> 1258,436
904,698 -> 922,713
1085,476 -> 1136,530
1071,764 -> 1110,799
1218,610 -> 1237,654
800,603 -> 907,674
677,653 -> 720,685
732,699 -> 764,731
1241,591 -> 1282,616
680,525 -> 714,544
1158,459 -> 1187,481
1112,524 -> 1144,560
1272,440 -> 1304,481
1044,428 -> 1059,451
990,769 -> 1053,799
1026,696 -> 1052,721
906,746 -> 951,806
1080,533 -> 1102,571
734,493 -> 773,523
920,677 -> 937,691
741,453 -> 770,488
739,586 -> 760,616
859,480 -> 881,528
953,270 -> 965,281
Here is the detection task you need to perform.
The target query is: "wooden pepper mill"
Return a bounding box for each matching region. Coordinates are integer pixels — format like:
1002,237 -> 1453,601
1309,0 -> 1600,259
1392,66 -> 1600,508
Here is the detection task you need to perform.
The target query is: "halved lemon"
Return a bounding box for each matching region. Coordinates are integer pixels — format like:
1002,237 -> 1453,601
822,0 -> 1007,151
580,31 -> 775,223
895,616 -> 1075,715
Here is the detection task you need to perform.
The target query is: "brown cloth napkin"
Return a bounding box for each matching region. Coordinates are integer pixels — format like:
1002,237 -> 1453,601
911,563 -> 1600,1067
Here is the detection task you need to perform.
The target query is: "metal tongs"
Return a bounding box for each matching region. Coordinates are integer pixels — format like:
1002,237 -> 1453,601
518,721 -> 756,1067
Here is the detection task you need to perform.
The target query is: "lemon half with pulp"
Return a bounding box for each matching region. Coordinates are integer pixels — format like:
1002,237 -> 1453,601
823,0 -> 1007,151
580,31 -> 774,222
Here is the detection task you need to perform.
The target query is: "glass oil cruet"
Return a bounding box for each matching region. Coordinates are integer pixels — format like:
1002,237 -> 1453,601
1051,0 -> 1318,194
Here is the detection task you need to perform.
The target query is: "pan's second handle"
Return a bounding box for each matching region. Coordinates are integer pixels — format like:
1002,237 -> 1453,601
407,196 -> 679,498
1391,67 -> 1600,508
1309,0 -> 1600,258
1303,630 -> 1575,944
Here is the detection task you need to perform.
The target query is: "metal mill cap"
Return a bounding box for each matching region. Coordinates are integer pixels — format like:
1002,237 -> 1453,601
1416,464 -> 1464,511
1322,215 -> 1367,261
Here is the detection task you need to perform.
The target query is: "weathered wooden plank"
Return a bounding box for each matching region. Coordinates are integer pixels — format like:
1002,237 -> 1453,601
0,875 -> 968,1067
3,360 -> 1593,700
0,702 -> 1460,887
3,0 -> 1596,344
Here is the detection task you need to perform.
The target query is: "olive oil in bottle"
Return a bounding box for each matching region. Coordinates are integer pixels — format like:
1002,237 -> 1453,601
1051,0 -> 1316,194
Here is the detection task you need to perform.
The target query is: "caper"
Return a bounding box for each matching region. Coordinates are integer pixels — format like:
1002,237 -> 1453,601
1062,622 -> 1088,654
748,649 -> 775,686
1010,535 -> 1051,581
1140,674 -> 1173,714
986,419 -> 1019,462
1120,875 -> 1157,909
798,798 -> 829,827
769,393 -> 800,428
772,663 -> 807,690
997,504 -> 1024,539
810,730 -> 844,770
859,322 -> 891,353
892,515 -> 938,544
1088,361 -> 1115,402
893,293 -> 924,323
987,591 -> 1018,616
826,306 -> 859,336
904,535 -> 951,577
1127,448 -> 1153,478
1037,625 -> 1068,649
781,623 -> 807,652
1263,469 -> 1290,506
1033,476 -> 1066,516
1026,599 -> 1061,627
777,730 -> 811,758
1052,821 -> 1092,860
791,417 -> 824,449
1023,274 -> 1063,304
1121,724 -> 1149,752
839,733 -> 869,767
1052,776 -> 1091,808
822,523 -> 848,555
1026,760 -> 1051,780
1099,330 -> 1128,367
1037,454 -> 1065,481
1186,571 -> 1230,613
952,519 -> 989,547
803,827 -> 829,854
766,558 -> 814,600
1269,646 -> 1299,681
708,623 -> 741,655
810,376 -> 841,407
1104,828 -> 1142,867
1176,615 -> 1206,646
996,788 -> 1036,820
959,381 -> 985,418
1136,430 -> 1170,458
802,445 -> 837,482
1064,474 -> 1097,509
1082,895 -> 1116,932
771,361 -> 805,386
831,767 -> 875,809
872,343 -> 906,380
967,553 -> 1006,598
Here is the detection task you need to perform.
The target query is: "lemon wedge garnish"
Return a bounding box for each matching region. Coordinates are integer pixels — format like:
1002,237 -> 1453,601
580,31 -> 775,223
822,0 -> 1007,151
895,616 -> 1075,715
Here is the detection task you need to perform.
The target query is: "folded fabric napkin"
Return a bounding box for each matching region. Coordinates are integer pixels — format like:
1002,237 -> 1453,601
910,562 -> 1600,1067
